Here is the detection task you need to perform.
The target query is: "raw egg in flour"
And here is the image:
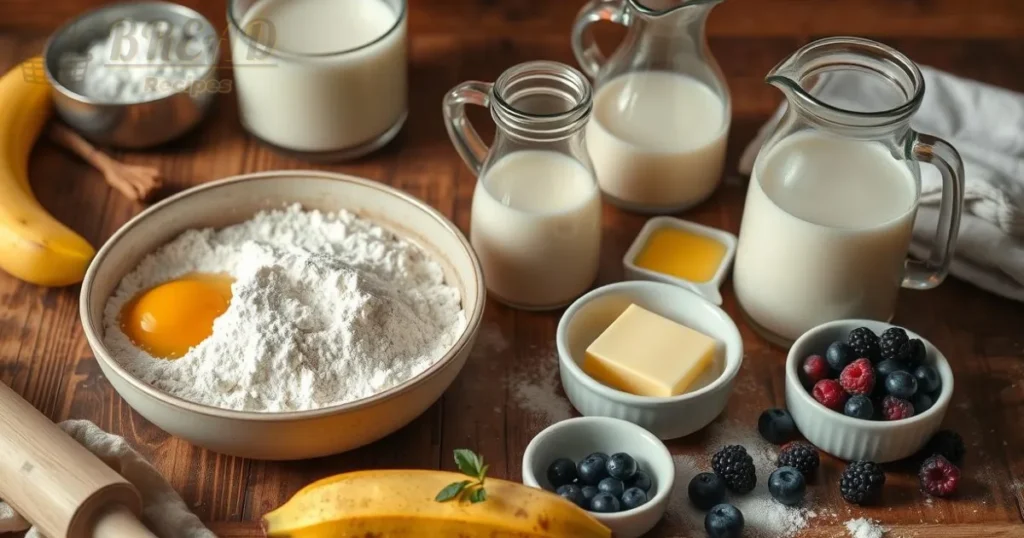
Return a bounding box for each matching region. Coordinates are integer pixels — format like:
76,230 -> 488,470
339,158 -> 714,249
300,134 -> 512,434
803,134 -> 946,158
120,273 -> 233,359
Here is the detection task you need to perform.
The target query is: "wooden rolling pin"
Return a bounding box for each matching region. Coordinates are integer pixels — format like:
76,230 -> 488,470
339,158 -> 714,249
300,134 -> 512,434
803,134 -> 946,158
0,383 -> 156,538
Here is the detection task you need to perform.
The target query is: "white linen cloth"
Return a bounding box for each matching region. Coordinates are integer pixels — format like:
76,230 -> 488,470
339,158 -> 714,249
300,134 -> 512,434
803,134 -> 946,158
0,420 -> 214,538
739,66 -> 1024,302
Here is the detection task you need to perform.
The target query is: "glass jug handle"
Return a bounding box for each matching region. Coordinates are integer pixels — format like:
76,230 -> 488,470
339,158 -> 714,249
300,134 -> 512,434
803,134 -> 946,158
442,81 -> 493,175
570,0 -> 626,78
904,132 -> 965,290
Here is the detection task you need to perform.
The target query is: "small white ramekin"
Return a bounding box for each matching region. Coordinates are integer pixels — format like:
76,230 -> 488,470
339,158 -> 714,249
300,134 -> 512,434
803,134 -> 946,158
522,416 -> 675,538
785,319 -> 954,463
556,281 -> 743,440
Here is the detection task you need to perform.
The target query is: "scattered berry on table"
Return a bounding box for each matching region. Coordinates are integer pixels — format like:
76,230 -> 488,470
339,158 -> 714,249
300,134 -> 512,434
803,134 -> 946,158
840,358 -> 876,395
777,442 -> 820,477
801,354 -> 831,387
712,445 -> 757,494
556,484 -> 587,508
812,379 -> 849,411
882,395 -> 916,420
758,408 -> 797,444
847,326 -> 881,362
606,452 -> 638,481
919,455 -> 961,497
844,394 -> 875,420
885,370 -> 919,399
546,458 -> 577,488
577,453 -> 610,485
839,460 -> 886,505
913,364 -> 942,394
905,338 -> 927,365
875,359 -> 909,379
879,327 -> 911,362
768,466 -> 806,506
688,472 -> 727,510
621,487 -> 648,510
920,430 -> 966,464
705,503 -> 744,538
581,485 -> 599,501
597,477 -> 625,498
826,341 -> 856,372
912,392 -> 934,414
626,470 -> 652,492
589,492 -> 620,513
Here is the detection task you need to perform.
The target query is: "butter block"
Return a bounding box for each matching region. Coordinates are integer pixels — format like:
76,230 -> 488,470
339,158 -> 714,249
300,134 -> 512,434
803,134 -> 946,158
583,304 -> 717,397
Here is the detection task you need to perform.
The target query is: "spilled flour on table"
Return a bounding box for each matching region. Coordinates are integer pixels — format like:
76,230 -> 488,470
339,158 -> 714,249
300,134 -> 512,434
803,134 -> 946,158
508,343 -> 572,424
845,517 -> 886,538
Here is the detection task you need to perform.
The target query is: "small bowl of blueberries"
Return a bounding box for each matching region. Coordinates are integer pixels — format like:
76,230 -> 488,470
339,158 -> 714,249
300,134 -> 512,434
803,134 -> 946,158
521,416 -> 675,538
785,319 -> 954,463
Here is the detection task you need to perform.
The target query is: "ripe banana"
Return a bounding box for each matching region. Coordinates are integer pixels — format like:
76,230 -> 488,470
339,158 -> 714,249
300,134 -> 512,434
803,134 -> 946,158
263,470 -> 612,538
0,57 -> 94,286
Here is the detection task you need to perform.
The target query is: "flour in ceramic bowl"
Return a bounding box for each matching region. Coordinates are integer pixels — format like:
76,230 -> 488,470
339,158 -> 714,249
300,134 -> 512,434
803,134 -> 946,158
102,204 -> 466,412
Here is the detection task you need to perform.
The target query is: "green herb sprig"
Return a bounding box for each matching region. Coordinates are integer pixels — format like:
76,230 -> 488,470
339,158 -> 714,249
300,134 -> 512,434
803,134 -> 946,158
435,449 -> 489,504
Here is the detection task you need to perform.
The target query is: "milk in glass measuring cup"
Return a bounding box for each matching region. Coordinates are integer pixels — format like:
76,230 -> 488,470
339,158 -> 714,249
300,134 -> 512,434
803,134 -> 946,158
571,0 -> 730,214
733,37 -> 965,346
443,61 -> 602,310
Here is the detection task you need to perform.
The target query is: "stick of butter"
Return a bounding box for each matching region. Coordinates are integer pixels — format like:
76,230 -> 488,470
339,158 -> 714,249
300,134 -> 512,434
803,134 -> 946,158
583,304 -> 717,397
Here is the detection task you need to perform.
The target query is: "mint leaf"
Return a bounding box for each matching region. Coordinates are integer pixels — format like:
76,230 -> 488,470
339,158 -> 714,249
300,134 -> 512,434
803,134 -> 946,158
454,449 -> 482,477
477,464 -> 489,484
435,480 -> 470,502
469,487 -> 487,503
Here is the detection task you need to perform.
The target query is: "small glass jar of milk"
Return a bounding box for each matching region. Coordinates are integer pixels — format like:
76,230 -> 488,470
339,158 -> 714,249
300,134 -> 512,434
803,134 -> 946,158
444,61 -> 602,311
571,0 -> 730,214
228,0 -> 406,160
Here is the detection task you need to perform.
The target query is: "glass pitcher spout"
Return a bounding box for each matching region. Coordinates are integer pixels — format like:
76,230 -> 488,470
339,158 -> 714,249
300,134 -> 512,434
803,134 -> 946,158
630,0 -> 724,18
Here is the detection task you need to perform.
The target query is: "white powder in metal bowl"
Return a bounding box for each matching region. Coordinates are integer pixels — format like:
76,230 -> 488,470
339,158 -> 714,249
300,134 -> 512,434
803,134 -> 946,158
102,205 -> 466,412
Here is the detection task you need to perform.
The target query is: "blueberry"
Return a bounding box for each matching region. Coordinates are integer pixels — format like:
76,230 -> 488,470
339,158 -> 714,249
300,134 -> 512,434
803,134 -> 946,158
875,359 -> 909,379
621,487 -> 648,510
581,485 -> 599,501
577,454 -> 610,485
913,364 -> 942,394
826,341 -> 855,372
886,370 -> 919,399
546,458 -> 577,489
556,484 -> 587,508
688,472 -> 726,510
758,408 -> 797,444
626,469 -> 653,492
913,392 -> 934,414
844,395 -> 874,420
589,492 -> 621,513
705,503 -> 744,538
768,466 -> 806,506
606,452 -> 638,481
597,477 -> 624,498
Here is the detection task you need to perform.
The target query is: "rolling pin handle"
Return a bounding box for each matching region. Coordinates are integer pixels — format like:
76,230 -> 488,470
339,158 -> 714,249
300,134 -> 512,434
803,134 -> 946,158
92,504 -> 158,538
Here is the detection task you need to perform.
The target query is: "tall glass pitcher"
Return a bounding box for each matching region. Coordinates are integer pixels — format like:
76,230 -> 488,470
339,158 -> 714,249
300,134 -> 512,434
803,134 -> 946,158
734,37 -> 965,346
443,61 -> 602,310
571,0 -> 730,214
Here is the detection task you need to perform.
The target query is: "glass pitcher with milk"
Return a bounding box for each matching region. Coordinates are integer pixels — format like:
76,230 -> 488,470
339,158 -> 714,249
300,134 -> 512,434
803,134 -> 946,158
443,61 -> 602,310
571,0 -> 730,214
734,37 -> 965,346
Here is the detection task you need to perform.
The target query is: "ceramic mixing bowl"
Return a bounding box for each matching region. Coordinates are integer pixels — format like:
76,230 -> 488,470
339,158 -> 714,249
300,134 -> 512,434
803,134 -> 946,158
79,170 -> 484,460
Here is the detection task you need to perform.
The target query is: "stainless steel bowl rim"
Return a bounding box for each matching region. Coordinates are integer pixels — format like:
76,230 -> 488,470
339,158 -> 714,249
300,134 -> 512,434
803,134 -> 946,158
79,170 -> 486,421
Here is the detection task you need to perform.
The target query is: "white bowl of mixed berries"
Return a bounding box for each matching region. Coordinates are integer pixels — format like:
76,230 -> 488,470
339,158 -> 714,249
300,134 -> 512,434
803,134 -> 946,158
785,320 -> 954,463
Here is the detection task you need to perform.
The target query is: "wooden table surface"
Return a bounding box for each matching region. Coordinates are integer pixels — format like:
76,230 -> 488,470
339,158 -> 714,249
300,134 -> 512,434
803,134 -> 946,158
1,1 -> 1023,536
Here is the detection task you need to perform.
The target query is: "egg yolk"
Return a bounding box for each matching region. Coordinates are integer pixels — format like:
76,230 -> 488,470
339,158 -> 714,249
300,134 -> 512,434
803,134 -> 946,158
120,273 -> 234,359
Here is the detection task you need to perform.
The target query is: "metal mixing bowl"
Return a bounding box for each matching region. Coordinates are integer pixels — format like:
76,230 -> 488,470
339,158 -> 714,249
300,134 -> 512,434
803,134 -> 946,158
43,2 -> 219,149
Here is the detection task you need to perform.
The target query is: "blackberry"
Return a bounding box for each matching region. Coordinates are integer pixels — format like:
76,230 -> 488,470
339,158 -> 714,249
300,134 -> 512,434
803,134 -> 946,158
839,461 -> 886,505
879,327 -> 911,362
906,338 -> 927,365
847,327 -> 881,362
712,445 -> 757,494
920,430 -> 965,464
777,442 -> 820,477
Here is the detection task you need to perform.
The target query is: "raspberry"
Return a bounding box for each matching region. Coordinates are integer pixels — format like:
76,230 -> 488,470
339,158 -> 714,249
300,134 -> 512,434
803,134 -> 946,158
847,327 -> 880,363
840,358 -> 875,395
920,430 -> 965,464
812,379 -> 848,411
800,354 -> 830,388
777,442 -> 820,477
711,445 -> 757,494
882,395 -> 915,420
919,455 -> 960,497
840,461 -> 886,505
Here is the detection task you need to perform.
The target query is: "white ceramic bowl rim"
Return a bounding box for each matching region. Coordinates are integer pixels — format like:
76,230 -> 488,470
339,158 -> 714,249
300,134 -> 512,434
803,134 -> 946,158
79,170 -> 485,421
786,319 -> 954,429
522,416 -> 674,520
556,281 -> 743,405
